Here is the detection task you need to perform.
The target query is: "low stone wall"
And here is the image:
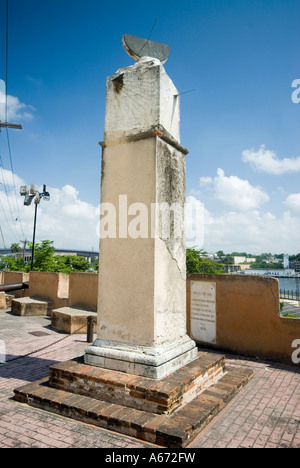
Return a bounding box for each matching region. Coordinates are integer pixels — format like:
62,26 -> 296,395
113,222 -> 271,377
28,272 -> 69,310
0,271 -> 98,315
2,271 -> 30,284
187,274 -> 300,366
68,272 -> 98,311
0,272 -> 30,302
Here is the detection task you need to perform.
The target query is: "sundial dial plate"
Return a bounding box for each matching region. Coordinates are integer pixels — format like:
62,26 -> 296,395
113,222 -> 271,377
122,34 -> 170,64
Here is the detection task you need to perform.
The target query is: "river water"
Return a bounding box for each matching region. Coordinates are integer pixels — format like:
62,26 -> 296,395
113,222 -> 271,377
278,277 -> 300,295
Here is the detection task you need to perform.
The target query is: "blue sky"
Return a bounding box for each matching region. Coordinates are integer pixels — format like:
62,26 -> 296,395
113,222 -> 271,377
0,0 -> 299,254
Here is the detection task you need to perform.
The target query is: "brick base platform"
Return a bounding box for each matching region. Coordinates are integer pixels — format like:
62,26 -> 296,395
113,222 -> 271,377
14,352 -> 253,448
49,352 -> 226,414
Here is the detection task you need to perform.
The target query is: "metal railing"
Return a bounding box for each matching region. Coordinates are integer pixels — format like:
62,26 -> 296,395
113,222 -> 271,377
280,289 -> 300,301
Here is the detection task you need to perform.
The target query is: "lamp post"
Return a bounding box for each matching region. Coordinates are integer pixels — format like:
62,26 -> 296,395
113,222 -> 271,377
20,184 -> 50,270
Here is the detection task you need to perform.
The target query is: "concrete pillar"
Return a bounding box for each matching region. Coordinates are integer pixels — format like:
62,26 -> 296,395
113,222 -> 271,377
85,57 -> 197,379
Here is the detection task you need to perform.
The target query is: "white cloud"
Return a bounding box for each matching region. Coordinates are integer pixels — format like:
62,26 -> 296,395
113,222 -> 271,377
199,176 -> 213,187
0,168 -> 25,188
242,145 -> 300,175
213,168 -> 269,211
187,168 -> 300,253
0,87 -> 34,122
284,193 -> 300,212
0,174 -> 99,251
185,196 -> 300,254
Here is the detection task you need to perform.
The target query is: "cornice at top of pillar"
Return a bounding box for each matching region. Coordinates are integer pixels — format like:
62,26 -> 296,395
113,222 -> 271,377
99,125 -> 189,155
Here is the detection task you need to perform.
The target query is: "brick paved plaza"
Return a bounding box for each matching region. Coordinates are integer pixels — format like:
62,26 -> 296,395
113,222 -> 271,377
0,308 -> 299,448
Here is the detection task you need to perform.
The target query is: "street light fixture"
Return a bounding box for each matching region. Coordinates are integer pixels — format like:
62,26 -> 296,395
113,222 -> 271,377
20,184 -> 50,270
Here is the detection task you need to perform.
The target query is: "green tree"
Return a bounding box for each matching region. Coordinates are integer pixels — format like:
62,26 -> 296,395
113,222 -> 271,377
52,254 -> 91,273
29,241 -> 91,273
0,240 -> 92,273
186,248 -> 224,274
30,240 -> 56,271
222,256 -> 235,265
10,243 -> 21,253
216,250 -> 225,258
0,255 -> 26,271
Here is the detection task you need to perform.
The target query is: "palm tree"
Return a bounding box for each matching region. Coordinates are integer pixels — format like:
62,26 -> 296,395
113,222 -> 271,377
10,243 -> 21,254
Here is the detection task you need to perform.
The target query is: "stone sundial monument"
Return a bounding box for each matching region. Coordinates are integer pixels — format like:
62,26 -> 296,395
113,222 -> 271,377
84,35 -> 198,378
14,36 -> 253,448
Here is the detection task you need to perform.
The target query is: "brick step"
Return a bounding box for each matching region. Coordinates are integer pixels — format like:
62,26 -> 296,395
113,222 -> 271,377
48,352 -> 226,415
14,364 -> 253,448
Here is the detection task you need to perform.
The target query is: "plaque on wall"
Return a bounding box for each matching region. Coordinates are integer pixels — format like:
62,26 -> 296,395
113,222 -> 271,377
190,281 -> 217,344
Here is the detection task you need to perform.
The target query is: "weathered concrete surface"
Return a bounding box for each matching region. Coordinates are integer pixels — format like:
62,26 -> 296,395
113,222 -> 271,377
51,273 -> 98,334
85,136 -> 196,378
11,297 -> 53,317
68,272 -> 98,311
28,272 -> 69,310
85,57 -> 197,378
52,307 -> 97,335
104,57 -> 180,142
0,292 -> 6,310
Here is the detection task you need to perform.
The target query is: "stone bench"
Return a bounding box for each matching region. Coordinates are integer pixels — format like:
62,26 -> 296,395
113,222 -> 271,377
51,307 -> 97,335
11,297 -> 54,317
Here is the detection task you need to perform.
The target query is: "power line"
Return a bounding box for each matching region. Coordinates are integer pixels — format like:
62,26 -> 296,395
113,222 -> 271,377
5,0 -> 8,124
0,154 -> 23,239
0,0 -> 26,243
137,18 -> 158,56
0,187 -> 20,243
5,130 -> 25,239
0,225 -> 6,250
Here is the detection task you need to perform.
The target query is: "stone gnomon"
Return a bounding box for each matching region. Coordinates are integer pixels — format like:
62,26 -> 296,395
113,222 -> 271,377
14,35 -> 253,447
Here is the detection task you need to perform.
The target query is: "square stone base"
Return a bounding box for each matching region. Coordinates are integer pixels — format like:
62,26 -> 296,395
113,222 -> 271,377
85,335 -> 198,379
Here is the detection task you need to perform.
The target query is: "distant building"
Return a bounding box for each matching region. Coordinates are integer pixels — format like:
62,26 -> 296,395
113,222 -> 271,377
290,261 -> 300,273
233,256 -> 256,265
223,264 -> 241,273
283,254 -> 289,269
243,268 -> 296,277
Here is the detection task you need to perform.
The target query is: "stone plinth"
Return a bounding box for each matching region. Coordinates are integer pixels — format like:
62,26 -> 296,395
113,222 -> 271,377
85,57 -> 197,378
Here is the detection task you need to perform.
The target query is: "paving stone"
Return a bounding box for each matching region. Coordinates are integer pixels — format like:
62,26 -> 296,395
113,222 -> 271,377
1,309 -> 299,448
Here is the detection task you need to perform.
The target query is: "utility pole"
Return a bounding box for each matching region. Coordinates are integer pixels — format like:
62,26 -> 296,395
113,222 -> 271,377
0,122 -> 22,130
